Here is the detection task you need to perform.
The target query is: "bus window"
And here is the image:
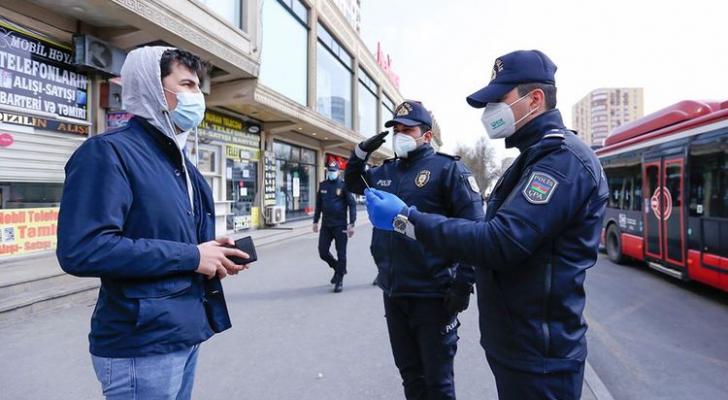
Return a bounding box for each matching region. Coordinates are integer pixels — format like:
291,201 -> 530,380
605,165 -> 642,211
621,177 -> 631,210
721,148 -> 728,218
689,150 -> 722,217
633,171 -> 643,211
608,174 -> 623,209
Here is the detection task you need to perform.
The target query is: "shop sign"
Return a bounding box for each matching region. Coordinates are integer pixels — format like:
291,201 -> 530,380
263,151 -> 277,206
198,110 -> 261,148
375,42 -> 400,89
0,20 -> 89,121
326,154 -> 349,170
0,207 -> 58,257
0,132 -> 13,147
0,111 -> 88,135
106,111 -> 132,129
225,144 -> 260,161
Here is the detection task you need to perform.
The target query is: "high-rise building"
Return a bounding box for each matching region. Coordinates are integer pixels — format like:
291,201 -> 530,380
572,88 -> 644,148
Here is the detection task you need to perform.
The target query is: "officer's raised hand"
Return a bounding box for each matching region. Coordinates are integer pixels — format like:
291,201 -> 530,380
359,131 -> 389,154
365,188 -> 407,230
444,281 -> 474,315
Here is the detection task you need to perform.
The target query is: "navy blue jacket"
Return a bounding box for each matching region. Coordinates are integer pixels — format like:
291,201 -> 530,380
56,116 -> 231,358
409,110 -> 609,372
346,143 -> 484,297
313,178 -> 356,227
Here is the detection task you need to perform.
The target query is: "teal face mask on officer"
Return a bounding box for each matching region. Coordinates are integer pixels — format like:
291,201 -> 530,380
480,92 -> 537,139
327,171 -> 339,180
165,88 -> 206,132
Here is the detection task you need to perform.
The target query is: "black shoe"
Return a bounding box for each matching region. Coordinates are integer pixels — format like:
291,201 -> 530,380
334,281 -> 343,293
330,272 -> 338,285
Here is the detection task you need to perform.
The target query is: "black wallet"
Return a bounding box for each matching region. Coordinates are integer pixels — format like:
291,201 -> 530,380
227,236 -> 258,265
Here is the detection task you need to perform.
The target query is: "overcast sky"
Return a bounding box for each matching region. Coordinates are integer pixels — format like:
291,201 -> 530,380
359,0 -> 728,160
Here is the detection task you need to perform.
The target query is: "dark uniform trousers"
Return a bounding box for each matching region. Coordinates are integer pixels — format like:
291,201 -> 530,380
318,224 -> 348,277
384,294 -> 459,400
487,356 -> 584,400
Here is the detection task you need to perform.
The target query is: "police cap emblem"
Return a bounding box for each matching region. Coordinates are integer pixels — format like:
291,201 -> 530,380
395,102 -> 414,117
491,58 -> 504,81
522,171 -> 559,204
415,170 -> 431,188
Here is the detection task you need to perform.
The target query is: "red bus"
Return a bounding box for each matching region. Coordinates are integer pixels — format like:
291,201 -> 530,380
596,100 -> 728,292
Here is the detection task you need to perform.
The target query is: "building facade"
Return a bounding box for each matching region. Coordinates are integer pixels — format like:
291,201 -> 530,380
0,0 -> 438,261
572,88 -> 644,148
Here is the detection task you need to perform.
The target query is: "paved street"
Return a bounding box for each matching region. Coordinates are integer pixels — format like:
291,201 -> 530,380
1,224 -> 727,399
585,255 -> 728,399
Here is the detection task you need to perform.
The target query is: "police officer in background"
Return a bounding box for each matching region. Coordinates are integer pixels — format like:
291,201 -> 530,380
313,161 -> 356,293
365,50 -> 609,400
345,100 -> 484,400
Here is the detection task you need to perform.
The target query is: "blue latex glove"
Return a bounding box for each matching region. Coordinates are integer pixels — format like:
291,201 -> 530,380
365,188 -> 407,231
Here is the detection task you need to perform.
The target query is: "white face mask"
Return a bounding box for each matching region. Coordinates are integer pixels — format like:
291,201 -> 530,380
394,133 -> 424,158
480,93 -> 537,139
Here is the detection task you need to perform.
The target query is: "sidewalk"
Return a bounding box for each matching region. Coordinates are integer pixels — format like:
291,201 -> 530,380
0,211 -> 365,325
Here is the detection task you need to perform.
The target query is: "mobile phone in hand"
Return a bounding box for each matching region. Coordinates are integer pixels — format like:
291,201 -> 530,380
227,236 -> 257,265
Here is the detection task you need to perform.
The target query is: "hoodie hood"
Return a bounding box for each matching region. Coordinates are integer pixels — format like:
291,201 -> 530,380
121,46 -> 178,140
121,46 -> 196,212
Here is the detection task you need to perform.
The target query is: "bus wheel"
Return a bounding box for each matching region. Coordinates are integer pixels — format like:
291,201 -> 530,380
606,224 -> 625,264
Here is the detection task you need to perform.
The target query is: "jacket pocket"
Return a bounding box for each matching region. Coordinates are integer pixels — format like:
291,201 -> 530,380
121,276 -> 192,299
133,284 -> 206,338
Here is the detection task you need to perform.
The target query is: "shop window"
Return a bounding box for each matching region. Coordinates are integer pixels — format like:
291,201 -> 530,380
197,148 -> 218,174
301,148 -> 316,164
0,182 -> 63,209
226,158 -> 258,231
273,141 -> 317,220
260,0 -> 308,105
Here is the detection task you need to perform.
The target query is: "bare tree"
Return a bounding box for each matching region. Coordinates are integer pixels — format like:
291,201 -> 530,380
453,137 -> 501,195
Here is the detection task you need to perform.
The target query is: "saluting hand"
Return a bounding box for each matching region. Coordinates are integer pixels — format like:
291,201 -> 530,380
359,131 -> 389,154
196,237 -> 250,280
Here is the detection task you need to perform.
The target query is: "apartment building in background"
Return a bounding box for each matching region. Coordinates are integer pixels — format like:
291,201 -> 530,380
572,88 -> 644,148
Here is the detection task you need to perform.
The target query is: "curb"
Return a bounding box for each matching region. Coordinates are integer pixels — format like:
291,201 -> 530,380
584,360 -> 615,400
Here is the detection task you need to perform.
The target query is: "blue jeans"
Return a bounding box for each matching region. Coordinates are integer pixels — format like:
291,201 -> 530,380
91,345 -> 200,400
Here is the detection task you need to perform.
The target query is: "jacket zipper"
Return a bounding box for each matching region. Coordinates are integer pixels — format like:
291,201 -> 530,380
387,162 -> 410,297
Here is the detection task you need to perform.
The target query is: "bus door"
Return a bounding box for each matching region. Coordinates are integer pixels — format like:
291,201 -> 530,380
643,154 -> 686,269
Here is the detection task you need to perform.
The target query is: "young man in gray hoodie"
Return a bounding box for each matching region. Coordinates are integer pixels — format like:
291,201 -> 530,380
57,46 -> 250,399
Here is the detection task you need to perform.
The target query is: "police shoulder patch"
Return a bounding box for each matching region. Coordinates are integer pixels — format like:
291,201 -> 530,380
522,171 -> 559,204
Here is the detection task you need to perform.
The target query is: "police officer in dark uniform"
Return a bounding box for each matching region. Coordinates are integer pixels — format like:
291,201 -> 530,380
345,100 -> 484,400
313,161 -> 356,293
365,51 -> 610,400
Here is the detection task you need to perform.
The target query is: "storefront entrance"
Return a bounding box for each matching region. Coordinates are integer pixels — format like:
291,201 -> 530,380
273,141 -> 317,220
